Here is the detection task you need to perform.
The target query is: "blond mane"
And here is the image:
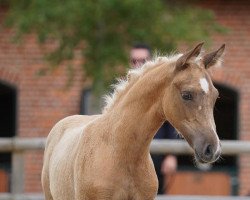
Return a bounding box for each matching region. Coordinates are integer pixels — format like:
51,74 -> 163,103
102,53 -> 184,113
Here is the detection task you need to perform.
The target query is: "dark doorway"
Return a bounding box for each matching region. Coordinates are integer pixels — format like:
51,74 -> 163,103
0,82 -> 16,137
0,81 -> 17,192
215,84 -> 238,132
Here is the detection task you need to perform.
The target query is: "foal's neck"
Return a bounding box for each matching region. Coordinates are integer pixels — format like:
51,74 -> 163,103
108,64 -> 173,161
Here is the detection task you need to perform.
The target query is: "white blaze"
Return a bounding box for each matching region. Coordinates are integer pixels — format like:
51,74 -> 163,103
199,78 -> 209,93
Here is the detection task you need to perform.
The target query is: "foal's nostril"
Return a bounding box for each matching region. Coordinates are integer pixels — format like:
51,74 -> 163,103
204,144 -> 213,158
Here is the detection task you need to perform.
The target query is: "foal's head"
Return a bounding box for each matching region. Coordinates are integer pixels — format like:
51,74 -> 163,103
162,43 -> 225,164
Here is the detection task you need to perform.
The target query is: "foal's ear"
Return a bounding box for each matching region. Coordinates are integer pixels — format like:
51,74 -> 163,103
175,42 -> 204,71
203,44 -> 225,69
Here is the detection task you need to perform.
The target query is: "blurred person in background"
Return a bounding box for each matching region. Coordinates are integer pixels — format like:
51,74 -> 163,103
130,44 -> 178,194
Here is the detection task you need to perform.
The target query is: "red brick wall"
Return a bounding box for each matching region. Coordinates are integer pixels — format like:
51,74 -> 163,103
0,22 -> 84,191
1,0 -> 250,195
202,0 -> 250,195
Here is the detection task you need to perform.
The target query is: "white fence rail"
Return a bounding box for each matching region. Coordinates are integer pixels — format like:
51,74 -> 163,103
1,138 -> 250,154
0,137 -> 250,200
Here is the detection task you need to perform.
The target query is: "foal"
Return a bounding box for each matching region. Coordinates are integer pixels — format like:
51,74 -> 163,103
42,43 -> 225,200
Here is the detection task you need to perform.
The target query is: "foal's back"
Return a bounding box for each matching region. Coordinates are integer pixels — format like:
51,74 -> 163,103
41,114 -> 99,200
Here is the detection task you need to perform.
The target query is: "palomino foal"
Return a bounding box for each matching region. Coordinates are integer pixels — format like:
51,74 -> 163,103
42,43 -> 225,200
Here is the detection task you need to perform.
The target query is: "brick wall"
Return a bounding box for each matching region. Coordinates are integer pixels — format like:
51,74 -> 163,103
0,19 -> 84,191
0,0 -> 250,195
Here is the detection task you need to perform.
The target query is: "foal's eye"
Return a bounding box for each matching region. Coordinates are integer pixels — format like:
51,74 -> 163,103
181,91 -> 193,101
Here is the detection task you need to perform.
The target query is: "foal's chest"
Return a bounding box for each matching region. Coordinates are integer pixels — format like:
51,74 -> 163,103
82,174 -> 157,200
106,180 -> 156,200
112,173 -> 158,200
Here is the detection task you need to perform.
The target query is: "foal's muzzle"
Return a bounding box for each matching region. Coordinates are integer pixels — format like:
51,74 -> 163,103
195,142 -> 221,164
